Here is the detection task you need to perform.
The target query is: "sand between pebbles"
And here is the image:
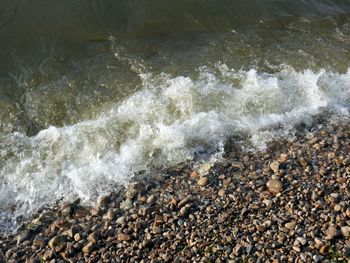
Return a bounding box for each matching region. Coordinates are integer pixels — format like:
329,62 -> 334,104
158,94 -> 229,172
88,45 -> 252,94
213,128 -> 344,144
1,120 -> 350,262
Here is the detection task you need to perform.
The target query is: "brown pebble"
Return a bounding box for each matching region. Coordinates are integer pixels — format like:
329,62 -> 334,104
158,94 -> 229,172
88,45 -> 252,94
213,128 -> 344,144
74,233 -> 82,242
325,225 -> 337,240
87,231 -> 100,244
117,233 -> 131,241
341,226 -> 350,237
267,179 -> 283,194
218,189 -> 226,197
190,171 -> 199,179
319,245 -> 329,255
82,242 -> 95,253
285,221 -> 296,230
198,177 -> 209,186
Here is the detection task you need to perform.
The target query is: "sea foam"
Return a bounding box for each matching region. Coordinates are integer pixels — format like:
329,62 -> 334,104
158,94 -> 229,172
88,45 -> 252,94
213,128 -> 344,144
0,65 -> 349,232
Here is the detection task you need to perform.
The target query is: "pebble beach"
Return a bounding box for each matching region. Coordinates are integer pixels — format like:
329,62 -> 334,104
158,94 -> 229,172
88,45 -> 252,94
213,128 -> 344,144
2,118 -> 350,262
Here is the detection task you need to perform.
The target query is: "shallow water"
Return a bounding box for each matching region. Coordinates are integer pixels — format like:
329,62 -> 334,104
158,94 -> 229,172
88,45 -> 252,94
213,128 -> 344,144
1,0 -> 350,232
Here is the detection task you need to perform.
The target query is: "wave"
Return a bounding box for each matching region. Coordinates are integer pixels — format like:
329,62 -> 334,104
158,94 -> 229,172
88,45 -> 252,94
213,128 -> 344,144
1,64 -> 350,232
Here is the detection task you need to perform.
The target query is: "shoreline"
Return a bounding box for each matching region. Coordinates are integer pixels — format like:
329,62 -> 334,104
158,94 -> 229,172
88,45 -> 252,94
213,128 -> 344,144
1,120 -> 350,262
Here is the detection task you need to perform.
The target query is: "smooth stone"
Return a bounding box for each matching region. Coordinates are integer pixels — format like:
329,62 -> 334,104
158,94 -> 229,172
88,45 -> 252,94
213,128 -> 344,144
117,233 -> 131,241
267,179 -> 283,194
341,226 -> 350,237
285,221 -> 296,230
190,171 -> 199,179
198,177 -> 209,187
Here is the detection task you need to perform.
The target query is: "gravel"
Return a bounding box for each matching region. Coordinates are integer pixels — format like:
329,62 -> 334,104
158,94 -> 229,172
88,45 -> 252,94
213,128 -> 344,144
1,120 -> 350,262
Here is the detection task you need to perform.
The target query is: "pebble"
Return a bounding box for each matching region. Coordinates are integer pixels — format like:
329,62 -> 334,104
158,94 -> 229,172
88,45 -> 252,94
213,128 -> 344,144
82,242 -> 95,253
16,229 -> 33,244
48,235 -> 66,250
269,161 -> 280,173
325,225 -> 337,240
87,231 -> 99,244
278,153 -> 288,163
116,216 -> 126,226
198,177 -> 209,186
341,226 -> 350,237
285,221 -> 296,230
117,233 -> 131,241
190,171 -> 199,179
267,179 -> 283,194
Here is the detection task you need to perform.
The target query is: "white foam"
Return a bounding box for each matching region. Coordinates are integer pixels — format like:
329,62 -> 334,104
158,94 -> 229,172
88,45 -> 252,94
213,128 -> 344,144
1,65 -> 350,231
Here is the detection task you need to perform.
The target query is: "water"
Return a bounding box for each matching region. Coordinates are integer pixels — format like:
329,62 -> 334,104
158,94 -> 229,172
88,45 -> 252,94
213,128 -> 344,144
1,0 -> 350,232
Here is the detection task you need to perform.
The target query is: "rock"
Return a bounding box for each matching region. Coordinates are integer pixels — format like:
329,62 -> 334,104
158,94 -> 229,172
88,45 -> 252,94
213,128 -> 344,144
82,242 -> 95,253
146,195 -> 156,204
120,198 -> 133,210
142,239 -> 154,248
17,229 -> 33,244
346,208 -> 350,218
178,197 -> 192,208
269,161 -> 280,173
117,233 -> 131,241
218,189 -> 226,197
32,236 -> 47,248
292,246 -> 301,252
87,231 -> 100,244
343,246 -> 350,257
152,225 -> 161,234
341,226 -> 350,237
285,221 -> 296,230
190,171 -> 199,179
74,207 -> 90,218
267,179 -> 283,194
74,233 -> 82,242
179,205 -> 190,216
42,250 -> 54,261
48,235 -> 66,250
319,245 -> 329,255
105,209 -> 116,220
62,226 -> 79,238
116,216 -> 126,226
325,225 -> 337,240
334,204 -> 342,212
296,237 -> 307,246
278,154 -> 288,163
200,163 -> 211,173
198,177 -> 209,187
126,182 -> 144,199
